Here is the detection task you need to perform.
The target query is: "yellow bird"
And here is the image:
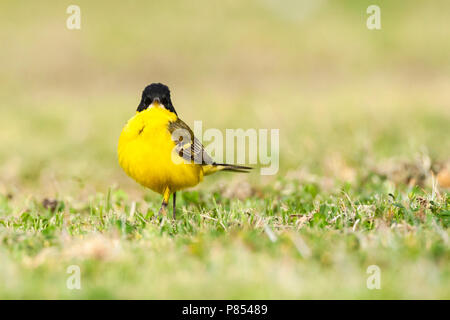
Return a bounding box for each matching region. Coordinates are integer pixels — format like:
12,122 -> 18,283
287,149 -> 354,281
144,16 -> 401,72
118,83 -> 251,219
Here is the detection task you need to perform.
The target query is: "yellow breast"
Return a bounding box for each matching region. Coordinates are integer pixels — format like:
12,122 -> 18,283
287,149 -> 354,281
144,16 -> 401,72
118,107 -> 203,194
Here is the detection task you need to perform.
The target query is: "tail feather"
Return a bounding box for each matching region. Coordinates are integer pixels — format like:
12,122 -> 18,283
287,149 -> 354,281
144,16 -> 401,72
203,163 -> 252,176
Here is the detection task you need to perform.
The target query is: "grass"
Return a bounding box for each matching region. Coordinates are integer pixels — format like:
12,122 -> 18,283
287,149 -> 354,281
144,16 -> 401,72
0,169 -> 448,299
0,0 -> 449,299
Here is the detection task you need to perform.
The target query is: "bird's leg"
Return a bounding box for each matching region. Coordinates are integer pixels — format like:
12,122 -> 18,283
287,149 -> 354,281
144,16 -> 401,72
172,192 -> 177,220
158,201 -> 167,217
158,187 -> 171,217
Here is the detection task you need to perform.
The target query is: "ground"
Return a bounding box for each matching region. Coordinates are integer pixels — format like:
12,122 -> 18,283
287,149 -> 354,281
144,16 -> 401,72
0,1 -> 449,299
1,160 -> 449,299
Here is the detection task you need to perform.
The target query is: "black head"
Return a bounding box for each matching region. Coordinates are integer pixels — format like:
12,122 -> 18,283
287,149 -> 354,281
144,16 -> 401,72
137,83 -> 177,115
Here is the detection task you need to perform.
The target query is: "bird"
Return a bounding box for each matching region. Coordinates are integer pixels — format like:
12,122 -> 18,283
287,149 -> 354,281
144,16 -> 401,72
118,83 -> 251,219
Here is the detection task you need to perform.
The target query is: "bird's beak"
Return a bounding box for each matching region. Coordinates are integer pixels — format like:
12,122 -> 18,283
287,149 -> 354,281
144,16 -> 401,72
150,97 -> 162,109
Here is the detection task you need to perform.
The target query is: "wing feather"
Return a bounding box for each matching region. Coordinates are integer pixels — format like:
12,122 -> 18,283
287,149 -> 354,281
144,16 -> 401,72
168,118 -> 214,165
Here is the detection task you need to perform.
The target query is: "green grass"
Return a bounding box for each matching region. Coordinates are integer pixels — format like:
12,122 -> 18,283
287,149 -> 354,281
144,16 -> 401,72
0,174 -> 448,299
0,0 -> 449,299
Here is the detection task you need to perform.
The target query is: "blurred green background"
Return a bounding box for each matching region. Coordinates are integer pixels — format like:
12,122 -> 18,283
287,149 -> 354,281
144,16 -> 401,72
1,0 -> 449,196
0,0 -> 449,299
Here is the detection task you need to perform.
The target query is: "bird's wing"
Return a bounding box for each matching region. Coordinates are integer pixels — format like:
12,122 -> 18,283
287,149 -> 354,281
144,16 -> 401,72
168,118 -> 214,165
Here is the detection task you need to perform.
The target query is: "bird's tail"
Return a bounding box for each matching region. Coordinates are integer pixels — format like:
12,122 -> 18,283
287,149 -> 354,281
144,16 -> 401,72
203,163 -> 252,176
